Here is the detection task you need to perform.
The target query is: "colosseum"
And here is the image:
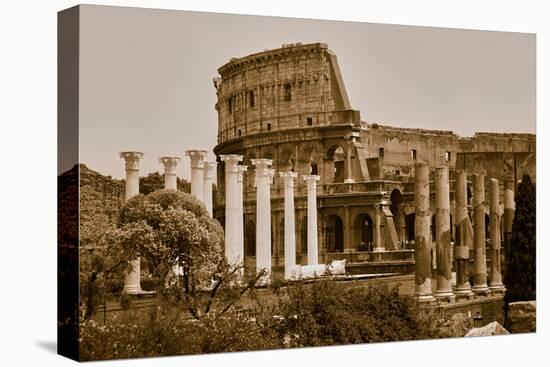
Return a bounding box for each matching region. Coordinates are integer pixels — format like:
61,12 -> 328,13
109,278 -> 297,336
212,42 -> 535,274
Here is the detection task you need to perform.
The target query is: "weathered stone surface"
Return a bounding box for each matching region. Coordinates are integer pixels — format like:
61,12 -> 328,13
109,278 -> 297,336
507,301 -> 536,333
465,321 -> 509,337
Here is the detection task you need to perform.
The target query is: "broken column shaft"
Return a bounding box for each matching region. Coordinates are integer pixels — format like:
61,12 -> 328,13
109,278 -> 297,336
434,167 -> 455,302
454,170 -> 474,298
414,163 -> 435,302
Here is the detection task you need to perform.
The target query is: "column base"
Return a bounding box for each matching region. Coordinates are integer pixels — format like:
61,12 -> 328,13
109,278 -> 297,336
123,287 -> 156,297
435,291 -> 456,303
415,293 -> 436,303
489,284 -> 506,295
472,285 -> 491,297
454,287 -> 475,300
344,178 -> 355,183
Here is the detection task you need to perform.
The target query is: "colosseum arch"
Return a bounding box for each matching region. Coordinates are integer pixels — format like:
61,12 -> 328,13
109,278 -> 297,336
353,213 -> 374,251
324,143 -> 346,183
325,214 -> 344,253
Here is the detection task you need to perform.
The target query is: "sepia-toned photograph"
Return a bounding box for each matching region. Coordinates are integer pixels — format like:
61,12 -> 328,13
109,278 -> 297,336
57,4 -> 536,362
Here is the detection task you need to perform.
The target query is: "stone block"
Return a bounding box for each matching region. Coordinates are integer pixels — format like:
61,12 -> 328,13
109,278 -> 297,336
465,321 -> 509,337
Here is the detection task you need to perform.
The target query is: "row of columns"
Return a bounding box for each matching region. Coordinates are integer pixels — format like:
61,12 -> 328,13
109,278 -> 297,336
119,150 -> 217,295
221,154 -> 321,281
414,163 -> 509,302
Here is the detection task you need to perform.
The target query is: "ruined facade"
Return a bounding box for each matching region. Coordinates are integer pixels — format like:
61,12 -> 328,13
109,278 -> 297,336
212,42 -> 536,271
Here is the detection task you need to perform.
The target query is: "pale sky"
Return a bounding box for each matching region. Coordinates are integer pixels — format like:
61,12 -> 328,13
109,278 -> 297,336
76,4 -> 535,179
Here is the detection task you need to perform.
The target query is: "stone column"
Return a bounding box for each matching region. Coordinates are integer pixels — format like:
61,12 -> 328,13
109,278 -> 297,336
414,163 -> 435,302
472,174 -> 490,295
434,167 -> 455,302
304,175 -> 321,265
220,155 -> 243,268
373,204 -> 384,252
489,178 -> 505,293
185,150 -> 207,203
203,162 -> 217,217
280,171 -> 298,279
159,156 -> 179,190
454,170 -> 474,298
252,159 -> 274,281
503,180 -> 515,264
120,152 -> 145,295
236,165 -> 247,269
344,139 -> 355,183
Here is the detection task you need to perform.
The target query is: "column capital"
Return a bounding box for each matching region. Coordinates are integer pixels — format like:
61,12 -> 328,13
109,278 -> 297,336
251,159 -> 273,177
237,165 -> 248,182
203,161 -> 218,179
185,150 -> 208,168
159,156 -> 180,175
279,171 -> 298,185
120,151 -> 144,170
220,154 -> 243,173
303,174 -> 320,187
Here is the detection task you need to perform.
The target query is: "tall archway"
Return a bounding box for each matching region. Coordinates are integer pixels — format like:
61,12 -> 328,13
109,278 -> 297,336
354,213 -> 374,251
390,189 -> 402,240
326,214 -> 344,252
325,144 -> 346,183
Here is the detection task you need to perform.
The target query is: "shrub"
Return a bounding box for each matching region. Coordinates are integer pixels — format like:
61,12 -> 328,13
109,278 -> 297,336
272,280 -> 441,347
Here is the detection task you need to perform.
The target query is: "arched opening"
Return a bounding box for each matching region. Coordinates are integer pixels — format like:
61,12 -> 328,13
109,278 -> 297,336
354,213 -> 374,251
405,213 -> 416,243
245,219 -> 256,256
325,145 -> 345,183
390,189 -> 402,239
326,214 -> 344,252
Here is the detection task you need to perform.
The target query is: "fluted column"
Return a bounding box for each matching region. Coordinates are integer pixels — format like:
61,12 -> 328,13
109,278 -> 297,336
489,178 -> 505,293
220,155 -> 243,268
434,167 -> 455,301
185,150 -> 207,203
236,165 -> 247,270
414,163 -> 435,302
252,159 -> 274,281
454,170 -> 474,298
159,156 -> 179,190
304,175 -> 320,265
280,171 -> 298,279
120,152 -> 145,295
203,162 -> 217,217
472,173 -> 490,295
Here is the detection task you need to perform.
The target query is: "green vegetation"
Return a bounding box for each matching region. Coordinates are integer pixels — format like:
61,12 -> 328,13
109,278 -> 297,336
504,174 -> 536,322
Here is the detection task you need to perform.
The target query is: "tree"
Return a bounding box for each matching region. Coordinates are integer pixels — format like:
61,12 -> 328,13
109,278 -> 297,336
139,171 -> 192,195
504,174 -> 536,306
117,189 -> 264,320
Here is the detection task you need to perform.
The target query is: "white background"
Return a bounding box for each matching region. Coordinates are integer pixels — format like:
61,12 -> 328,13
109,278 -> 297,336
0,0 -> 547,366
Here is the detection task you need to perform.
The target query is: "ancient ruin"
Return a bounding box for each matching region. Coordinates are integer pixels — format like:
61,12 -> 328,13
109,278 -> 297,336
211,42 -> 535,282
